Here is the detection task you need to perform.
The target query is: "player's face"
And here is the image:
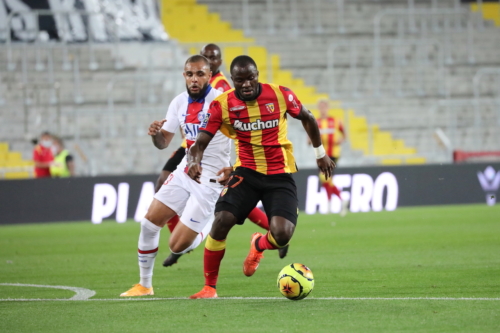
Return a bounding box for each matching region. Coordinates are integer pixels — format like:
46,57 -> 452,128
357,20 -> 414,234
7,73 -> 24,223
183,61 -> 211,99
318,100 -> 329,118
231,65 -> 259,101
200,47 -> 222,74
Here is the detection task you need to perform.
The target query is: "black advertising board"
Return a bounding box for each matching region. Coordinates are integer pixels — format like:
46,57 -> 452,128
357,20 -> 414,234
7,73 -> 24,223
0,163 -> 499,225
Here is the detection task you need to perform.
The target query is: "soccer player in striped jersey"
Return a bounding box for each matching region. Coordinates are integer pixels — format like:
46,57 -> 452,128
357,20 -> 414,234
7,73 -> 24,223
314,99 -> 349,216
201,43 -> 231,93
187,55 -> 335,299
201,43 -> 271,233
159,45 -> 276,268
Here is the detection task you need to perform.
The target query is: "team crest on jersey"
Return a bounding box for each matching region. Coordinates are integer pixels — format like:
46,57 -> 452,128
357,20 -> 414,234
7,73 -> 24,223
265,103 -> 275,113
197,112 -> 205,122
221,188 -> 228,197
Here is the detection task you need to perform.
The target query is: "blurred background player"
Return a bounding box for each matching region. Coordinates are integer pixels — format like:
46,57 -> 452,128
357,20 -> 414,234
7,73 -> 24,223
32,132 -> 54,179
187,55 -> 334,299
50,136 -> 75,178
159,44 -> 274,268
313,99 -> 349,216
201,43 -> 231,92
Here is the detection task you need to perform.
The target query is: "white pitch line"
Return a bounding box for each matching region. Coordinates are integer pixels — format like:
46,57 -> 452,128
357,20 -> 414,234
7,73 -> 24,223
0,283 -> 96,300
1,297 -> 500,302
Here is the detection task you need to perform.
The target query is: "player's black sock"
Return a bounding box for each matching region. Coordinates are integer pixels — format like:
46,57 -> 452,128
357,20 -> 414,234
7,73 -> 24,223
254,236 -> 263,252
207,285 -> 216,289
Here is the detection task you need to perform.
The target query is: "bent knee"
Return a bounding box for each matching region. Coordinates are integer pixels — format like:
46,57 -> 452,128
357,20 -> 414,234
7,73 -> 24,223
210,211 -> 237,240
270,223 -> 295,246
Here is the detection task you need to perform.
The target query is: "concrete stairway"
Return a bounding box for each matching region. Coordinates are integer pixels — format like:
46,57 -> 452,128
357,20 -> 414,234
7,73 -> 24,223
0,41 -> 187,176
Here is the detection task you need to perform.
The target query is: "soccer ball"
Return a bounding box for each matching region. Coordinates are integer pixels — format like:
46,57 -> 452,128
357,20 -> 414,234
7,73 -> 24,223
277,263 -> 314,300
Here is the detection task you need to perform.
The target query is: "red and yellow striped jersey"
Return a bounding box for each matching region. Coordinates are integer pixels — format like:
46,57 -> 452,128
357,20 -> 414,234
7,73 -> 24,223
209,72 -> 231,92
200,83 -> 302,175
317,117 -> 344,158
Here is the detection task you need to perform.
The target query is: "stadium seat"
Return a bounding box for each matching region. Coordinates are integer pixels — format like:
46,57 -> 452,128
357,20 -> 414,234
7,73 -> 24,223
471,3 -> 500,26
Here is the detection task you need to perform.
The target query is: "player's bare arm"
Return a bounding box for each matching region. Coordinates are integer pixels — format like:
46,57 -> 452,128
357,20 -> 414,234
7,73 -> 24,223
187,131 -> 213,183
148,119 -> 174,149
295,105 -> 336,179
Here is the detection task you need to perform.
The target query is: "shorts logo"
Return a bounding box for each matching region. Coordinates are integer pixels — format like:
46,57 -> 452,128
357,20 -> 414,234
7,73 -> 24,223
230,105 -> 246,112
201,113 -> 211,128
221,188 -> 228,197
233,119 -> 279,131
265,103 -> 275,113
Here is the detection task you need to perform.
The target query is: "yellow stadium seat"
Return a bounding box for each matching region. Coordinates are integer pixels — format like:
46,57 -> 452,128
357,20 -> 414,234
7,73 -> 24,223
7,152 -> 22,161
223,46 -> 245,70
4,171 -> 31,179
471,3 -> 500,26
0,142 -> 8,152
406,157 -> 427,164
160,0 -> 422,161
381,159 -> 403,165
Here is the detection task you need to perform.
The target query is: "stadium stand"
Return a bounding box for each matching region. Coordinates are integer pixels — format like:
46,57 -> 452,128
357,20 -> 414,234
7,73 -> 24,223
197,0 -> 500,165
0,41 -> 187,177
1,0 -> 499,177
0,142 -> 33,179
161,0 -> 425,167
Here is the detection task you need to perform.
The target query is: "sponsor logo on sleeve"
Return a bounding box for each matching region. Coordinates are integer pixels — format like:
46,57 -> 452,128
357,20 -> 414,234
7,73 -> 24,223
201,113 -> 211,128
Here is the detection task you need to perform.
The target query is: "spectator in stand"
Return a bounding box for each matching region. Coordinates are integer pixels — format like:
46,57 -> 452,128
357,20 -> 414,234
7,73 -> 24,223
50,136 -> 75,177
33,132 -> 54,178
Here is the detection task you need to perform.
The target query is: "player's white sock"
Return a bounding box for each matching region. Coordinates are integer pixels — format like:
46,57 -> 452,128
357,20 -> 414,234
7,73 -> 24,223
172,221 -> 211,255
138,218 -> 161,288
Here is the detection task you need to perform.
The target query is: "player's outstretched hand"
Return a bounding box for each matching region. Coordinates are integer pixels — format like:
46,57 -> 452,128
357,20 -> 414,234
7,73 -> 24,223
317,155 -> 336,180
216,167 -> 233,185
148,119 -> 166,136
187,162 -> 203,184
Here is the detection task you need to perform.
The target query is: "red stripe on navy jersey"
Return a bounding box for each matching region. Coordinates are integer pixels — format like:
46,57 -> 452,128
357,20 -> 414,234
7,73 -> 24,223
185,101 -> 204,148
258,86 -> 285,173
227,94 -> 256,171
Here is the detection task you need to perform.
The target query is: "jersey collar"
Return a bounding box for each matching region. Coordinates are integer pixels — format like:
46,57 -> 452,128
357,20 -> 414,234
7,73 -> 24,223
188,84 -> 212,104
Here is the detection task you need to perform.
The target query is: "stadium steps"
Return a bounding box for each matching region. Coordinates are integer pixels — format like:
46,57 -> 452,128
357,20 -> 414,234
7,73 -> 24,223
161,0 -> 423,166
0,41 -> 189,176
0,142 -> 34,179
471,3 -> 500,26
198,0 -> 500,163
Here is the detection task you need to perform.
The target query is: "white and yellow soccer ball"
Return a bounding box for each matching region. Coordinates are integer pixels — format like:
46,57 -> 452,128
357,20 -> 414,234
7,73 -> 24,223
277,263 -> 314,300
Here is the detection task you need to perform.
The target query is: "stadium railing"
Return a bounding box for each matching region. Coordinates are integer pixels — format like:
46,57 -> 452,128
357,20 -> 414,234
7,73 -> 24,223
1,9 -> 123,71
373,8 -> 482,68
326,39 -> 446,99
235,0 -> 489,36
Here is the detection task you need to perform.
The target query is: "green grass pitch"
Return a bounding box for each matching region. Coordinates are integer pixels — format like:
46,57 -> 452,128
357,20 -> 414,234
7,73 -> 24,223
1,204 -> 499,332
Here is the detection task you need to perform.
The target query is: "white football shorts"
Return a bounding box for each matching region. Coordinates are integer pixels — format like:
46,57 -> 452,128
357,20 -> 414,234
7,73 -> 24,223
153,168 -> 221,233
